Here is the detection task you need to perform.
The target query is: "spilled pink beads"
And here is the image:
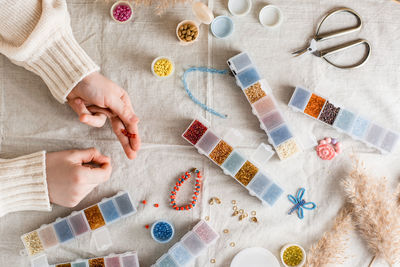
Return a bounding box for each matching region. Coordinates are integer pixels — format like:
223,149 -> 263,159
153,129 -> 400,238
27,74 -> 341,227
316,137 -> 341,160
113,4 -> 132,22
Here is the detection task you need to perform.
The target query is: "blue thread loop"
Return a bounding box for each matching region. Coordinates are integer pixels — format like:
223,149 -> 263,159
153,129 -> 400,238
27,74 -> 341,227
288,188 -> 316,219
182,67 -> 229,118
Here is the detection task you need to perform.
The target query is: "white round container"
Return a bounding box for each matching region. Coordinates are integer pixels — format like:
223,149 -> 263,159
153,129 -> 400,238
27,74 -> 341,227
110,1 -> 133,24
151,57 -> 174,78
280,244 -> 306,267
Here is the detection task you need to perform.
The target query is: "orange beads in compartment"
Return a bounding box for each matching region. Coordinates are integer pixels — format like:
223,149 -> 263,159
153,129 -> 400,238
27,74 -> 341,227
304,94 -> 326,118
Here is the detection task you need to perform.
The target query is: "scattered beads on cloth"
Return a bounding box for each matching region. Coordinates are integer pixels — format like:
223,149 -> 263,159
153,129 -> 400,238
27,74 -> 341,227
318,101 -> 340,125
282,246 -> 304,266
304,94 -> 326,118
113,4 -> 132,22
276,139 -> 301,160
316,137 -> 342,160
152,221 -> 174,242
23,231 -> 44,256
244,82 -> 266,103
209,140 -> 233,165
153,58 -> 173,77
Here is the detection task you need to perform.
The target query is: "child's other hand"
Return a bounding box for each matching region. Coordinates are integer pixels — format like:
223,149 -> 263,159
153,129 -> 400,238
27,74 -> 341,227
67,72 -> 141,160
46,148 -> 112,207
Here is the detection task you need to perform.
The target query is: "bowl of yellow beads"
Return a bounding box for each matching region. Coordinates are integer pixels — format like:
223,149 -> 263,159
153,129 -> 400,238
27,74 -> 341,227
151,57 -> 174,78
280,244 -> 306,267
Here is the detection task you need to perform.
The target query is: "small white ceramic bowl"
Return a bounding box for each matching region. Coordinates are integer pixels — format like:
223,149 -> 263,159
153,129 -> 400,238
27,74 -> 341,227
151,56 -> 175,78
259,5 -> 283,28
110,1 -> 133,24
176,20 -> 200,45
280,243 -> 306,267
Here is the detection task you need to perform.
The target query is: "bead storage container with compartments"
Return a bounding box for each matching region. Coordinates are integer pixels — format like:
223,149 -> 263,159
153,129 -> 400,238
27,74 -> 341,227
288,87 -> 400,154
151,220 -> 219,267
227,52 -> 302,160
47,251 -> 139,267
21,192 -> 137,262
182,118 -> 284,206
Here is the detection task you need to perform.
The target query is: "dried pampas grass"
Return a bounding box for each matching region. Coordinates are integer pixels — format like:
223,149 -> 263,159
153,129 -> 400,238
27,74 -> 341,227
103,0 -> 191,15
342,162 -> 400,266
305,204 -> 353,267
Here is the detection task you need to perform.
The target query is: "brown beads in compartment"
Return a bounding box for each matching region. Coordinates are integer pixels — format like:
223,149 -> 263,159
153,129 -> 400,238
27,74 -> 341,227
235,161 -> 258,186
84,205 -> 106,230
209,140 -> 233,165
244,82 -> 266,104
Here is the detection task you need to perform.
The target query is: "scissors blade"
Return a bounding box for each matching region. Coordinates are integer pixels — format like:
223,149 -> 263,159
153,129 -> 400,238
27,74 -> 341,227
292,39 -> 317,57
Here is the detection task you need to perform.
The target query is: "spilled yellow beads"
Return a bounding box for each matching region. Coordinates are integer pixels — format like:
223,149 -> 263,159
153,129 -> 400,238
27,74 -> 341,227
153,58 -> 173,77
283,246 -> 304,266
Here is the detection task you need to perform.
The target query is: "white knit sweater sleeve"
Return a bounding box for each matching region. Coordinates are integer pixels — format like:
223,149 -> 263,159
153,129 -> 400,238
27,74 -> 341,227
0,151 -> 51,217
0,0 -> 99,103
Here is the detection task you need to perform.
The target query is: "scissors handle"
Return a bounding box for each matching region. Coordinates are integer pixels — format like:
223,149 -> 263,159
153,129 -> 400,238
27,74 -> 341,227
318,39 -> 368,57
315,8 -> 362,42
320,39 -> 371,69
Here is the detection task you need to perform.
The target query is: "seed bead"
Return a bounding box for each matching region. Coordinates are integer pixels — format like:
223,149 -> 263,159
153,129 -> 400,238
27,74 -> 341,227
231,200 -> 237,205
210,259 -> 216,264
251,211 -> 256,216
230,242 -> 236,247
205,216 -> 210,221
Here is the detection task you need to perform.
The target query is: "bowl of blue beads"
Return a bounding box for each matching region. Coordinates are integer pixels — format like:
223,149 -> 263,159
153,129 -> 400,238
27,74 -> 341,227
151,220 -> 175,243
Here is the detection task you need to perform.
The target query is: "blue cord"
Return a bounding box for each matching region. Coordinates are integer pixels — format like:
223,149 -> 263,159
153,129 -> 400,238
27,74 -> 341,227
182,67 -> 229,119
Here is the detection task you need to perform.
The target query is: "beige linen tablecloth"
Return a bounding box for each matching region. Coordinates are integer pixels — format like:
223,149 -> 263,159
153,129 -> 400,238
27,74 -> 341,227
1,0 -> 400,266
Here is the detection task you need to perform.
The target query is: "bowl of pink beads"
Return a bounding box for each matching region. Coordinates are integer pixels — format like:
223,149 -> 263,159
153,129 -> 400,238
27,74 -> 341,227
110,1 -> 133,24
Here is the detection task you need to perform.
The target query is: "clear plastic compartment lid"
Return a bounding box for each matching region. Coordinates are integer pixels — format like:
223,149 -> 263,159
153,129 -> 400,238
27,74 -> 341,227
92,227 -> 113,251
30,254 -> 49,267
251,143 -> 275,166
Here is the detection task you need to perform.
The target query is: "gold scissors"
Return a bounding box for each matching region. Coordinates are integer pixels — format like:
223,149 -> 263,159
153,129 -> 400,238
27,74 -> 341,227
292,7 -> 371,69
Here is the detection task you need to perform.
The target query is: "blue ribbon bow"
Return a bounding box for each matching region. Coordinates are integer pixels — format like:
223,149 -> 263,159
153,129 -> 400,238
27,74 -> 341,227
288,188 -> 316,219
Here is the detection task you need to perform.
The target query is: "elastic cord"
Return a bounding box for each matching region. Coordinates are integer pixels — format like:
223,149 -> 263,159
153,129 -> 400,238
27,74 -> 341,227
182,67 -> 229,118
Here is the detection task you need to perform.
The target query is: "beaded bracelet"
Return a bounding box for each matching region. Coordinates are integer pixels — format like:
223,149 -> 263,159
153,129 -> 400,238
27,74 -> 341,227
170,169 -> 202,211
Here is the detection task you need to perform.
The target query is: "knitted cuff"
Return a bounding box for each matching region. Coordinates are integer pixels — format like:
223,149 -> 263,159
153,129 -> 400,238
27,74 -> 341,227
23,28 -> 99,103
0,151 -> 51,217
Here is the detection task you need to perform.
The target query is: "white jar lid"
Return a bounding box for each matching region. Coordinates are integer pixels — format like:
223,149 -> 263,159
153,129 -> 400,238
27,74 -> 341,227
228,0 -> 252,16
259,5 -> 283,28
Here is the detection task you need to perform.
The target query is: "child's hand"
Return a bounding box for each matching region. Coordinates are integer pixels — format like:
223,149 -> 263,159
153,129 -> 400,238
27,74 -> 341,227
46,148 -> 112,207
67,72 -> 141,159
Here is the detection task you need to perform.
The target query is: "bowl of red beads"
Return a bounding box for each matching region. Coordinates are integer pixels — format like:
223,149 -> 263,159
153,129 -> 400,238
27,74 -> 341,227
110,1 -> 133,24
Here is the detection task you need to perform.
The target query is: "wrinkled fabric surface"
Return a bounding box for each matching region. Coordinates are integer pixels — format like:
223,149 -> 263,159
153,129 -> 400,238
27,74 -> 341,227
1,0 -> 400,266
